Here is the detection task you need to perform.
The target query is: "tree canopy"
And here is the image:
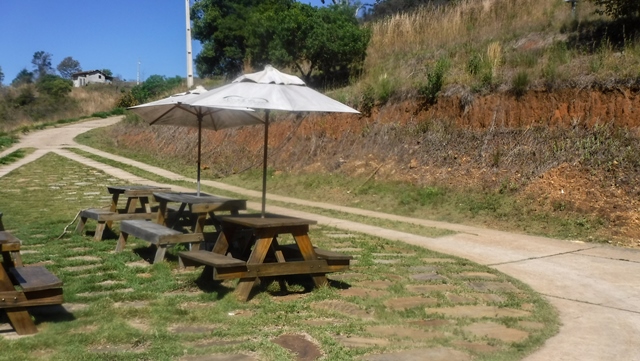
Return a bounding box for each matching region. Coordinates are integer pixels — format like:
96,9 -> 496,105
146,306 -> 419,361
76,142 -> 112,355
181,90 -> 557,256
11,69 -> 34,87
36,74 -> 72,98
191,0 -> 370,85
31,51 -> 55,80
0,66 -> 4,85
57,57 -> 82,79
590,0 -> 640,19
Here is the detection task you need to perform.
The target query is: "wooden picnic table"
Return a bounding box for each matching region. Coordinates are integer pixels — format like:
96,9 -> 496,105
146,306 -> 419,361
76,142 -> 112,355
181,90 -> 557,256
115,192 -> 247,264
179,214 -> 352,301
76,185 -> 171,241
0,231 -> 63,335
153,192 -> 247,234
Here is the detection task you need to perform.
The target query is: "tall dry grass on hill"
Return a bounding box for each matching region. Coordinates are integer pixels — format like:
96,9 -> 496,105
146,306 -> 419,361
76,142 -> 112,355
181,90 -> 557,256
358,0 -> 636,100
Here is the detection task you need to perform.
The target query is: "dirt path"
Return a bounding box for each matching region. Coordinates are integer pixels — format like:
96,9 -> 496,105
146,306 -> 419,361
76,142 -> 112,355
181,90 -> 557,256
1,117 -> 640,360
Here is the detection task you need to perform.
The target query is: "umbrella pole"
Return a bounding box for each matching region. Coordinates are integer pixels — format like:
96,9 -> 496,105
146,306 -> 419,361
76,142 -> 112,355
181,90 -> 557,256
197,117 -> 202,196
261,110 -> 270,218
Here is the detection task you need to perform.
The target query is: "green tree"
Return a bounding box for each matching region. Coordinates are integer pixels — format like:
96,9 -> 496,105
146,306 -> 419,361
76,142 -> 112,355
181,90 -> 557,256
36,74 -> 72,98
192,0 -> 266,77
193,0 -> 369,85
0,66 -> 4,85
590,0 -> 640,18
101,69 -> 113,77
31,51 -> 55,80
11,68 -> 34,87
125,75 -> 184,105
57,56 -> 82,79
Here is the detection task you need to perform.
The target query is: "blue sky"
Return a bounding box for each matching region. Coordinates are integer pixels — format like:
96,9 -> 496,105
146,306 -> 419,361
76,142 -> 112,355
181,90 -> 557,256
0,0 -> 328,85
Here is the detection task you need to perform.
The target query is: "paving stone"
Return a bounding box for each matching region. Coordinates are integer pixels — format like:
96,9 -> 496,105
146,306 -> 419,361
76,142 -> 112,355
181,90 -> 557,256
452,340 -> 500,353
445,293 -> 475,304
466,281 -> 519,293
126,260 -> 151,268
90,344 -> 146,354
339,287 -> 388,298
459,272 -> 498,279
408,265 -> 438,273
76,288 -> 134,297
475,293 -> 506,303
114,301 -> 149,309
179,355 -> 258,361
190,339 -> 244,348
311,300 -> 374,320
328,273 -> 360,281
360,347 -> 470,361
463,322 -> 529,342
169,325 -> 216,334
365,325 -> 446,341
272,334 -> 323,361
302,318 -> 343,327
335,335 -> 390,348
406,284 -> 455,293
331,247 -> 362,252
427,305 -> 530,318
421,258 -> 457,263
365,280 -> 394,289
411,273 -> 448,282
408,319 -> 453,328
19,250 -> 40,255
127,319 -> 151,332
372,253 -> 415,257
373,259 -> 399,264
98,280 -> 126,286
62,264 -> 99,272
67,256 -> 102,262
384,296 -> 438,311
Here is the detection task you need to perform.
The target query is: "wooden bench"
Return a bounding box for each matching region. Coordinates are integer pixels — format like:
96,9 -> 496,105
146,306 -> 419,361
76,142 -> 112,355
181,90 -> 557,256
75,208 -> 157,241
178,245 -> 352,284
116,220 -> 204,264
179,250 -> 247,279
1,266 -> 64,335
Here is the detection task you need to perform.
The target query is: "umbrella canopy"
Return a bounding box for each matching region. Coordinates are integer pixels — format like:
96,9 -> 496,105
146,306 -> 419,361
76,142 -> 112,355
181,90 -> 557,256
128,86 -> 263,195
190,65 -> 360,216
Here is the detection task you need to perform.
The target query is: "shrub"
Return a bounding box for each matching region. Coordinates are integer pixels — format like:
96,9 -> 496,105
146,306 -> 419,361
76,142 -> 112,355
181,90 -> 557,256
418,57 -> 450,105
512,71 -> 530,97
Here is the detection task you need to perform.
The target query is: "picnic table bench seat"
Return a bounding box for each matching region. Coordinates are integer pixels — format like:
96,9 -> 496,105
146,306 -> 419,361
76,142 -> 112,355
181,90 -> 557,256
116,220 -> 204,264
178,244 -> 352,281
1,231 -> 64,335
75,208 -> 158,241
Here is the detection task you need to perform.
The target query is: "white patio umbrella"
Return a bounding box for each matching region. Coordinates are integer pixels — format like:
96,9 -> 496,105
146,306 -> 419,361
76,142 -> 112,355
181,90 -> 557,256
189,65 -> 360,216
128,86 -> 263,195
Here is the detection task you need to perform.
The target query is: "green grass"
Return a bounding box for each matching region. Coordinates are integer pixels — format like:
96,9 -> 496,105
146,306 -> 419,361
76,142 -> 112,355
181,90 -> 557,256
0,153 -> 558,360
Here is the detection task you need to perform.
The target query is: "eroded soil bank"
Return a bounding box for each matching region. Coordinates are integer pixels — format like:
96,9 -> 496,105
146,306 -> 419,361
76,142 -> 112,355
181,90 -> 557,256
111,87 -> 640,246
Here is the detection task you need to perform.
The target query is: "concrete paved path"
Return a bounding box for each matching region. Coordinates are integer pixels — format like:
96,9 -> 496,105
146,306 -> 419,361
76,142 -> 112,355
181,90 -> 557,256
1,117 -> 639,360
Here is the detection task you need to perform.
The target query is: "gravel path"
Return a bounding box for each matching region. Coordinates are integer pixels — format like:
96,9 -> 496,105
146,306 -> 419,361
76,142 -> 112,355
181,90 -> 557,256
1,117 -> 639,360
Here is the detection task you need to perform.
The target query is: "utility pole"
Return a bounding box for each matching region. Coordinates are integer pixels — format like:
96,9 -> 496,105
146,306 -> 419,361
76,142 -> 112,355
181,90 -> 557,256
185,0 -> 194,89
137,59 -> 140,85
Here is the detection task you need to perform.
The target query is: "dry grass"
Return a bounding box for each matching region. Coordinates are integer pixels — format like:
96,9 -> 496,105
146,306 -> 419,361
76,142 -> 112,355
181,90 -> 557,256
352,0 -> 640,103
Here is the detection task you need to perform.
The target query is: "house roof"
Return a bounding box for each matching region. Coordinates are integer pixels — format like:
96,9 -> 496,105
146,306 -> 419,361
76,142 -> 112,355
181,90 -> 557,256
71,70 -> 113,80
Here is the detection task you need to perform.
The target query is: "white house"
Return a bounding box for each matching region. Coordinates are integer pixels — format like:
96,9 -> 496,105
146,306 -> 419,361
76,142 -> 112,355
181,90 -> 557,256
72,70 -> 113,87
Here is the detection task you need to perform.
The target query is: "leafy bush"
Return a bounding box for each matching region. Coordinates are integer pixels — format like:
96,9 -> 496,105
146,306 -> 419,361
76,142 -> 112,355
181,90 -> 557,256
418,57 -> 450,105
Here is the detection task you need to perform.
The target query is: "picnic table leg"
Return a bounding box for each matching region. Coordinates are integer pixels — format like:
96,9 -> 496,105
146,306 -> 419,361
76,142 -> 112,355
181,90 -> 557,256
107,193 -> 120,229
115,232 -> 128,252
236,236 -> 273,301
293,231 -> 328,288
1,269 -> 38,335
126,197 -> 139,213
74,215 -> 88,235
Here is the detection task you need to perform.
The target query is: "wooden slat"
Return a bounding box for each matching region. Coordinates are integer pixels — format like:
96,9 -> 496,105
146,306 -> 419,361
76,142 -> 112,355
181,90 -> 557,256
220,214 -> 317,229
9,266 -> 63,292
0,289 -> 63,308
178,250 -> 246,267
279,244 -> 353,261
120,220 -> 203,245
